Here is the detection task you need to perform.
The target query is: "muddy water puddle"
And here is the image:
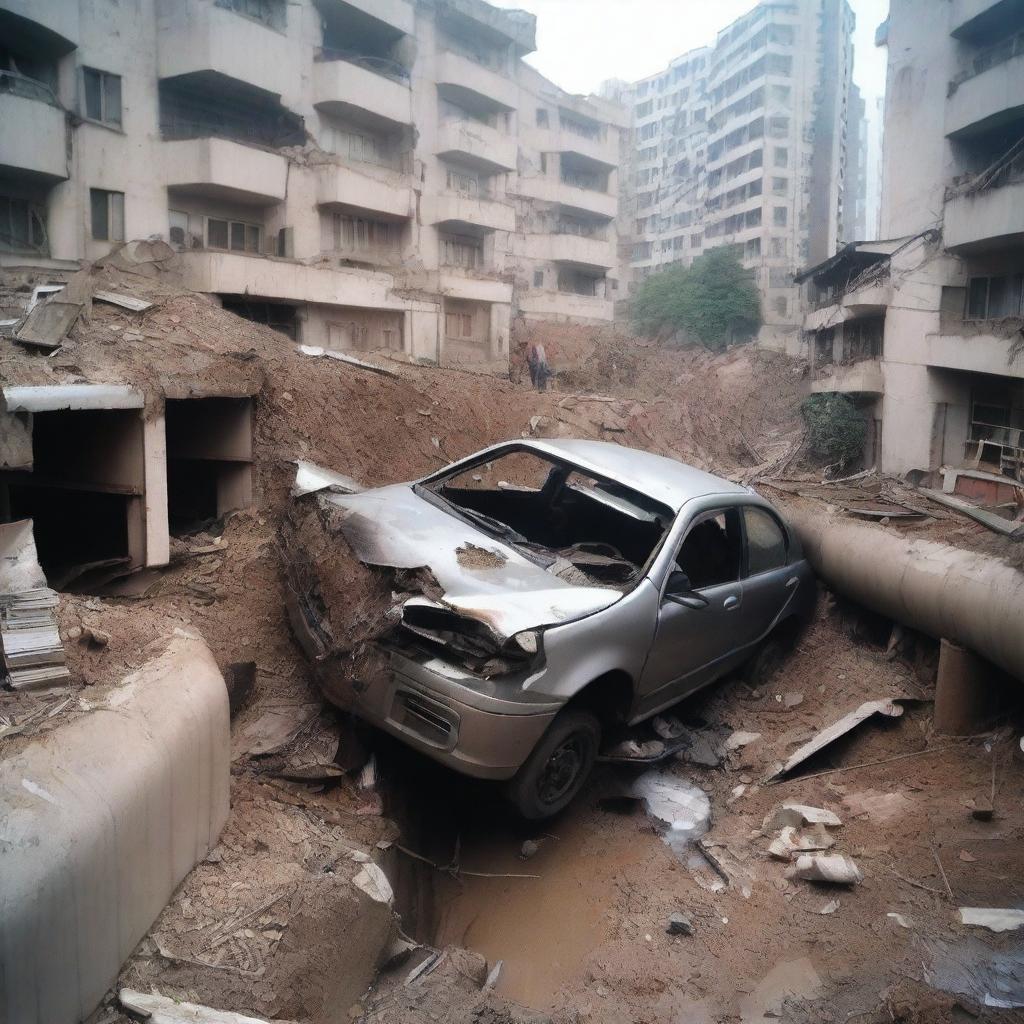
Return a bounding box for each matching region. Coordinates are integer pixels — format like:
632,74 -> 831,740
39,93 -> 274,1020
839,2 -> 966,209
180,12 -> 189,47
430,768 -> 711,1010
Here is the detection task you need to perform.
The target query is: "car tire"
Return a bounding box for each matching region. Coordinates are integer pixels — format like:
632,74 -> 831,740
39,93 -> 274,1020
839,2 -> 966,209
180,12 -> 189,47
746,635 -> 790,687
507,709 -> 601,820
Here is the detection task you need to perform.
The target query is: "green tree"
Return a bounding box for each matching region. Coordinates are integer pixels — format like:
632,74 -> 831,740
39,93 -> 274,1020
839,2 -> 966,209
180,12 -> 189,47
632,245 -> 761,349
801,394 -> 867,468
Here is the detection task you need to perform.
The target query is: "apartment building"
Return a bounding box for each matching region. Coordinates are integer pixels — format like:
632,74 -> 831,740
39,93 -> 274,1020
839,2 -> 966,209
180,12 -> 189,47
840,83 -> 868,244
797,0 -> 1024,478
0,0 -> 623,372
614,0 -> 855,353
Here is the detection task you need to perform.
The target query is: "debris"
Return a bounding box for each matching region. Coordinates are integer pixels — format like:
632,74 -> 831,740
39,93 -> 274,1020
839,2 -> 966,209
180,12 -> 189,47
931,842 -> 955,901
679,729 -> 723,768
764,802 -> 842,830
298,344 -> 400,378
0,520 -> 69,689
786,853 -> 863,885
958,908 -> 1024,933
225,662 -> 256,716
519,839 -> 541,860
381,936 -> 418,970
666,912 -> 693,936
842,789 -> 913,822
959,850 -> 977,863
652,715 -> 686,740
633,771 -> 711,856
352,863 -> 394,904
918,487 -> 1024,539
118,990 -> 288,1023
14,299 -> 82,350
605,738 -> 666,760
292,460 -> 364,497
93,289 -> 153,311
82,625 -> 111,647
723,730 -> 761,751
765,698 -> 909,781
818,900 -> 840,915
483,959 -> 503,990
767,824 -> 836,860
887,912 -> 914,928
232,703 -> 320,758
405,950 -> 442,986
736,957 -> 824,1023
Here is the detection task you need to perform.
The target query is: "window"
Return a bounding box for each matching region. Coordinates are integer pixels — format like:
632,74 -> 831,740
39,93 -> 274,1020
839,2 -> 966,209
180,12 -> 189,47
966,275 -> 1024,319
774,295 -> 788,316
445,311 -> 474,338
168,209 -> 189,249
772,176 -> 787,194
769,237 -> 787,258
440,233 -> 482,268
206,217 -> 261,253
83,68 -> 122,127
744,507 -> 788,574
773,206 -> 788,227
774,146 -> 788,168
217,0 -> 286,31
690,232 -> 702,248
0,195 -> 47,253
446,167 -> 480,196
675,509 -> 742,590
90,188 -> 124,242
533,270 -> 544,287
332,213 -> 398,254
536,107 -> 549,127
746,237 -> 761,258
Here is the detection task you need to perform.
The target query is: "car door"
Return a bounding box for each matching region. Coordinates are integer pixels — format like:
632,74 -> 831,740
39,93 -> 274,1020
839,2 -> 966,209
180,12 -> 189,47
739,504 -> 801,647
636,507 -> 745,715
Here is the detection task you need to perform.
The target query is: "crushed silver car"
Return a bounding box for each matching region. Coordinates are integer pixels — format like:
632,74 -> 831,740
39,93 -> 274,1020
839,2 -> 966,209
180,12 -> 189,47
285,440 -> 816,818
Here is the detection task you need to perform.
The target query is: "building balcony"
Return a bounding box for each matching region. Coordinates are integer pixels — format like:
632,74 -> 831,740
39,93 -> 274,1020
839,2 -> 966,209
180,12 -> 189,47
803,282 -> 892,330
546,233 -> 616,269
316,162 -> 414,219
427,191 -> 516,233
519,290 -> 614,322
179,250 -> 409,309
0,89 -> 67,181
312,58 -> 412,130
945,178 -> 1024,250
536,127 -> 618,169
157,0 -> 294,100
438,273 -> 512,304
322,0 -> 414,35
926,328 -> 1024,379
946,49 -> 1024,138
436,119 -> 517,173
951,0 -> 1016,39
517,176 -> 617,219
811,360 -> 885,395
162,137 -> 288,204
0,0 -> 79,52
435,50 -> 518,112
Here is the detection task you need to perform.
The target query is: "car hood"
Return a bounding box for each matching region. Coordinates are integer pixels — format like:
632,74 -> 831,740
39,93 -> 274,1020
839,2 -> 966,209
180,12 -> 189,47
322,483 -> 621,639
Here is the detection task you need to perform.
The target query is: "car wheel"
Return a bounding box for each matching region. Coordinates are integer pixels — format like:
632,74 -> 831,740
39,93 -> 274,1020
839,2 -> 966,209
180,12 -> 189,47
746,636 -> 789,687
507,709 -> 601,820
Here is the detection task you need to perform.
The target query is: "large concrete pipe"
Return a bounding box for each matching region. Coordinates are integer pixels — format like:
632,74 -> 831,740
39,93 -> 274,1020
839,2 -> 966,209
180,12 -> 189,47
785,505 -> 1024,684
0,631 -> 230,1024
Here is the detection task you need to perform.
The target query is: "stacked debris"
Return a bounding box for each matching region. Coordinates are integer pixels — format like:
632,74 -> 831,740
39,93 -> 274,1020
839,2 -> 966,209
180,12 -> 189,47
0,519 -> 69,689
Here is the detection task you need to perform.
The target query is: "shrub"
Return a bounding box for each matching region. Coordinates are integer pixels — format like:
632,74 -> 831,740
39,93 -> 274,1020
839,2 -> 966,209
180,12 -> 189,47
632,245 -> 761,349
801,393 -> 867,467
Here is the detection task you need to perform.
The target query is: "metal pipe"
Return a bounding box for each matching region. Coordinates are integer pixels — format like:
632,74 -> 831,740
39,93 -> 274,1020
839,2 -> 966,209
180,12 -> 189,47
785,506 -> 1024,682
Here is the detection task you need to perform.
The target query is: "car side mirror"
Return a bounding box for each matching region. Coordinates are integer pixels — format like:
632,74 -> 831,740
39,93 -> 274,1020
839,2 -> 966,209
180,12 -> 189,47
664,571 -> 709,610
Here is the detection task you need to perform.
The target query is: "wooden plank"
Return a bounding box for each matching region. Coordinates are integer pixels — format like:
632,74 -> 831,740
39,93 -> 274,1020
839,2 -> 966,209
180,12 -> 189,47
918,487 -> 1024,539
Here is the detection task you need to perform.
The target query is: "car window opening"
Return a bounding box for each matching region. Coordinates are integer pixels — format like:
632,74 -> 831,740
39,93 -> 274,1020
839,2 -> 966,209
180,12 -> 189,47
424,449 -> 673,588
676,509 -> 743,590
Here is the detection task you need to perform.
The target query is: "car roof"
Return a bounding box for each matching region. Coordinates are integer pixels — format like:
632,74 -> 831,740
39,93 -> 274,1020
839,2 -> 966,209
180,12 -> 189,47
510,438 -> 750,512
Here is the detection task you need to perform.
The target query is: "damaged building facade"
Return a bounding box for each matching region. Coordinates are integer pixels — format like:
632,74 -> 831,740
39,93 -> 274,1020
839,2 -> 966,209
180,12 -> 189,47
798,0 -> 1024,477
0,0 -> 623,372
610,0 -> 857,353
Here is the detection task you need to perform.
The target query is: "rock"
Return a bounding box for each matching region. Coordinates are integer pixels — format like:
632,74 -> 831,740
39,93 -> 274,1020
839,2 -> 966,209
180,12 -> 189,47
667,912 -> 693,936
519,839 -> 541,860
652,715 -> 685,740
764,802 -> 842,831
683,732 -> 722,768
83,625 -> 110,647
783,692 -> 804,709
785,853 -> 863,885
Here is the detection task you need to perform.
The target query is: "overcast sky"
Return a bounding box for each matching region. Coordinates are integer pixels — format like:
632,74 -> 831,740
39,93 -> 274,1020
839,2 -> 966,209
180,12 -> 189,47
490,0 -> 890,110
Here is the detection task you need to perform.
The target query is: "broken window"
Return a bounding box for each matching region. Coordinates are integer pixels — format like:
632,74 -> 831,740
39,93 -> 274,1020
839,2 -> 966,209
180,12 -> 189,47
0,195 -> 47,254
206,217 -> 261,253
83,67 -> 122,127
966,274 -> 1024,319
444,311 -> 474,339
446,167 -> 480,196
331,213 -> 399,255
90,189 -> 124,242
423,448 -> 673,588
675,510 -> 742,591
440,233 -> 482,269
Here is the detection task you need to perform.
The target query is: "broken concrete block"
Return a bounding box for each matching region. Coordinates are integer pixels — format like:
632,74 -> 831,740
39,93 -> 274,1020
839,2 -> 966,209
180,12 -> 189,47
764,802 -> 842,831
958,908 -> 1024,932
785,853 -> 863,885
767,824 -> 836,860
667,912 -> 694,935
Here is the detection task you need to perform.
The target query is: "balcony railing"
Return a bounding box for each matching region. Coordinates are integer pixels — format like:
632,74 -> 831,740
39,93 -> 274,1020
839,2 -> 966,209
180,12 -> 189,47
950,28 -> 1024,91
0,70 -> 59,107
317,47 -> 410,84
948,137 -> 1024,198
555,222 -> 607,240
560,172 -> 606,193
